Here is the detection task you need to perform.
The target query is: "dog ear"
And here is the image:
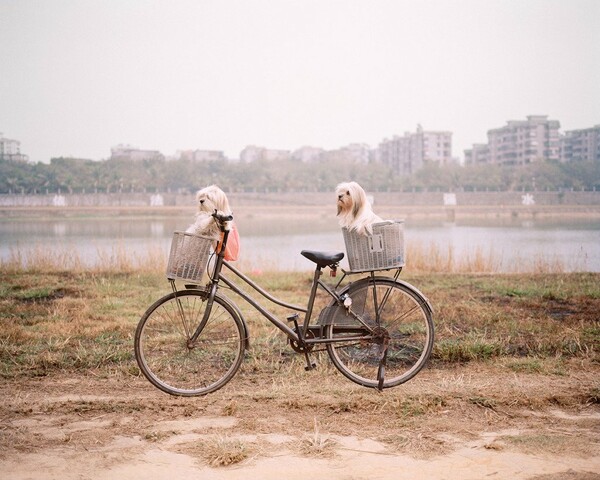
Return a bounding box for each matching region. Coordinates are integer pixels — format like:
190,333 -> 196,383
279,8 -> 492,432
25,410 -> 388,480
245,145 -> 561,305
351,199 -> 361,218
219,190 -> 231,213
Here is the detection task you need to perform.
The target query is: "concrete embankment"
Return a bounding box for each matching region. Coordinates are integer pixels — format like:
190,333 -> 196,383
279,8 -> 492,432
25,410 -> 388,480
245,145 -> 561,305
1,191 -> 599,220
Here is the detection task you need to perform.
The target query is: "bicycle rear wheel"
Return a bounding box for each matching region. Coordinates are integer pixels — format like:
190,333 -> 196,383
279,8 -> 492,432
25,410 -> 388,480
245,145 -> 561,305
135,289 -> 246,396
325,278 -> 434,389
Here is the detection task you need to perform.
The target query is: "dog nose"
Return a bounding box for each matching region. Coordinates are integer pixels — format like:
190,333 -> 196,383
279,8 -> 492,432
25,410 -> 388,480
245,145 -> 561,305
338,195 -> 343,200
199,199 -> 204,204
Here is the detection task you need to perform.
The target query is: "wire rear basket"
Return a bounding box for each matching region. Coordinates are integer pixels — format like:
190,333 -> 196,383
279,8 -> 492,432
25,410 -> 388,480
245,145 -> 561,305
342,220 -> 405,272
166,231 -> 213,283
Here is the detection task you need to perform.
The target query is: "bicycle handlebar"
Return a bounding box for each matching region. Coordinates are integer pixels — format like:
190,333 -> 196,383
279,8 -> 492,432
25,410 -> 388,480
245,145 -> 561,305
211,210 -> 233,224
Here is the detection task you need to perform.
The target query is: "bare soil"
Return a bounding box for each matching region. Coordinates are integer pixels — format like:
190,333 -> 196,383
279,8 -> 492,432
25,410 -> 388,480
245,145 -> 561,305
1,362 -> 599,480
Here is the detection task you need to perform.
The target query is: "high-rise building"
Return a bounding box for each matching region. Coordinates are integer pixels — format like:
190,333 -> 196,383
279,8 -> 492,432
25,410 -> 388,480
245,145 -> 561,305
110,144 -> 164,162
378,125 -> 453,175
291,146 -> 325,163
466,115 -> 560,166
239,146 -> 291,162
178,149 -> 226,162
464,144 -> 490,165
560,125 -> 600,163
0,133 -> 28,162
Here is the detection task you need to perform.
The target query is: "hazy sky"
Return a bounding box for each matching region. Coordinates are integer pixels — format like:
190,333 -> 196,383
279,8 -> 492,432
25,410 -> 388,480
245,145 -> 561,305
1,0 -> 599,163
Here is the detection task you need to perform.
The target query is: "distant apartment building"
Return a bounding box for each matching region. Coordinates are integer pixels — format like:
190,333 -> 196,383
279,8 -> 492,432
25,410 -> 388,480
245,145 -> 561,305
378,125 -> 452,175
465,115 -> 560,166
0,133 -> 28,162
110,144 -> 164,162
240,145 -> 291,163
322,143 -> 372,164
560,125 -> 600,163
340,143 -> 372,164
463,143 -> 490,165
178,149 -> 226,162
291,146 -> 325,163
378,134 -> 419,175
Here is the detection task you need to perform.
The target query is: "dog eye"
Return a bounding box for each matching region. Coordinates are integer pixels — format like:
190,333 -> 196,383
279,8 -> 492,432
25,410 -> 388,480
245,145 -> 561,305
346,191 -> 350,195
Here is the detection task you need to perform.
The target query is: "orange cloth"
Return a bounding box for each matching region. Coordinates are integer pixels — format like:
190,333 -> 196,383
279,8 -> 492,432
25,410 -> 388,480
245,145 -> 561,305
216,222 -> 240,261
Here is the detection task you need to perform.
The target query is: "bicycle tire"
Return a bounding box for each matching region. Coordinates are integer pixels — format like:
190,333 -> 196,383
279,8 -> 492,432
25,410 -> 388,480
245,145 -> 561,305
134,289 -> 246,396
325,277 -> 434,389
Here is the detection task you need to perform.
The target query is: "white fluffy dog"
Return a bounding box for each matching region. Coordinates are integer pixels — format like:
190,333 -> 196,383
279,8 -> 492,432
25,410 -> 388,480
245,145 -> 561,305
336,181 -> 383,236
186,185 -> 232,240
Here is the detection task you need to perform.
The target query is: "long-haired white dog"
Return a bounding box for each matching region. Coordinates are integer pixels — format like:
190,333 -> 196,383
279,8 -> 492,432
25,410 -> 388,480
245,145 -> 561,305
336,181 -> 383,236
186,185 -> 232,240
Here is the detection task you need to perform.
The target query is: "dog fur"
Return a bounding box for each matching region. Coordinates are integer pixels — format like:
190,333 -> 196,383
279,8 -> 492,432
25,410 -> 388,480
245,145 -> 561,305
336,181 -> 383,236
185,185 -> 232,240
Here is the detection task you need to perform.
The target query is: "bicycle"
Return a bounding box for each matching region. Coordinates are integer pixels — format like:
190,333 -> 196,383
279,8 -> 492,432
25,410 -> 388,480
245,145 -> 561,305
134,212 -> 434,396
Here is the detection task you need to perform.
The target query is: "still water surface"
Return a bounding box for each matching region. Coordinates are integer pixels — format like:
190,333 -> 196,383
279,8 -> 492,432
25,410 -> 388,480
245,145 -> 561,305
1,215 -> 599,272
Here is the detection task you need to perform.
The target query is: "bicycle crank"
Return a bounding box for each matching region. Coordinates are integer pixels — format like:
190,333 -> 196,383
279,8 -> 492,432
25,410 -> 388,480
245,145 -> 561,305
289,329 -> 315,353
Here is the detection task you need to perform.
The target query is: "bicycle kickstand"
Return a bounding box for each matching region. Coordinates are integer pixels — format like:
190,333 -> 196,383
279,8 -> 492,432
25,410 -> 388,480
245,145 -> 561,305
377,338 -> 389,392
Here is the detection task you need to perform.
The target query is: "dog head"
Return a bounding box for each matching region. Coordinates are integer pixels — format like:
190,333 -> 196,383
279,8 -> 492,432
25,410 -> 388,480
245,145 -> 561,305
195,185 -> 231,215
336,181 -> 368,218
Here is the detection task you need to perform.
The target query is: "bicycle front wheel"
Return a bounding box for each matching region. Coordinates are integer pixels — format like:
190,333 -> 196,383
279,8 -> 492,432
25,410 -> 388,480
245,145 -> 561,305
135,289 -> 246,396
325,278 -> 434,389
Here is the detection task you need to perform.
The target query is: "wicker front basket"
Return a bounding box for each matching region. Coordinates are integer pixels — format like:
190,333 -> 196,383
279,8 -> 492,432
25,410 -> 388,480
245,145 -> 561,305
342,220 -> 405,272
166,231 -> 213,283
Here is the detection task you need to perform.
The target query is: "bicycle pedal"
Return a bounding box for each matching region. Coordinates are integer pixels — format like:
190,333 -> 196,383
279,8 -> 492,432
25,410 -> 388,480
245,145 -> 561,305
286,313 -> 299,323
305,363 -> 317,371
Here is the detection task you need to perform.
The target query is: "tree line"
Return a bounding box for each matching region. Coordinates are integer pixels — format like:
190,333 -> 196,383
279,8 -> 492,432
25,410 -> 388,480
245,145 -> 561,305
1,156 -> 599,194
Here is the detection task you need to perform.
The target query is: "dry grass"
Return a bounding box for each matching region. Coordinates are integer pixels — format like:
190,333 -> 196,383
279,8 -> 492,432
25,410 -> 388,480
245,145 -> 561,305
1,241 -> 584,275
181,435 -> 256,467
1,244 -> 167,275
379,430 -> 449,458
1,265 -> 599,379
296,418 -> 338,457
499,430 -> 599,458
405,241 -> 584,274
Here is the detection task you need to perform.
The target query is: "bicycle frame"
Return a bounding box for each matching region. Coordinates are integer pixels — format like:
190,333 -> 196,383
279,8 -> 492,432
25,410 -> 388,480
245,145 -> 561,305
219,260 -> 342,346
181,219 -> 404,361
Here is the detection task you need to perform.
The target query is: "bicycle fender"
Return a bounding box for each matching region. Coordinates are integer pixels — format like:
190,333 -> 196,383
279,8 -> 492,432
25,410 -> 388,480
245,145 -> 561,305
321,276 -> 434,322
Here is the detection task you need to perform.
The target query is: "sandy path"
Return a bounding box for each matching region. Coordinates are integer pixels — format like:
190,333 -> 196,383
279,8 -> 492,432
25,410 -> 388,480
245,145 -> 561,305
1,369 -> 599,480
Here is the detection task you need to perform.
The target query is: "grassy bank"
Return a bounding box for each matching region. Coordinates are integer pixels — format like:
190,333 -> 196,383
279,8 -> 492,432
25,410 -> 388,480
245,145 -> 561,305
1,265 -> 598,382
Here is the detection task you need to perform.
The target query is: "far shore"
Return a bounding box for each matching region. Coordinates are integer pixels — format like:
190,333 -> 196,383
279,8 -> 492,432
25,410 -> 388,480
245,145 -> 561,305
1,204 -> 600,221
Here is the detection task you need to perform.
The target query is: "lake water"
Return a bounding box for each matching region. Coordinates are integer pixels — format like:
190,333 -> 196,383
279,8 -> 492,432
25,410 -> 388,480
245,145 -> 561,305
1,215 -> 599,272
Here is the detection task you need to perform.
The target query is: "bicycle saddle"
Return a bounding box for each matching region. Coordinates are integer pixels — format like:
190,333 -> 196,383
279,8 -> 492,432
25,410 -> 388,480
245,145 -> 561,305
301,250 -> 344,268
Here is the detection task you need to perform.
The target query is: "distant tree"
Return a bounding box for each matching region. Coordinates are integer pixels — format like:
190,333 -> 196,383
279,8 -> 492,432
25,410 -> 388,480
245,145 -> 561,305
1,154 -> 599,194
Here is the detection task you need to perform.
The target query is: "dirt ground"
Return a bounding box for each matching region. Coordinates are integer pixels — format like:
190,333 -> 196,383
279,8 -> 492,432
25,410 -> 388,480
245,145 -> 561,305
1,362 -> 599,480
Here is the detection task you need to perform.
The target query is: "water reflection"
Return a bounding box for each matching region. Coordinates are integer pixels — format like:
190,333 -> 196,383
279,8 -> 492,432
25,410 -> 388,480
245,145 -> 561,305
150,222 -> 164,237
53,222 -> 67,236
1,215 -> 599,272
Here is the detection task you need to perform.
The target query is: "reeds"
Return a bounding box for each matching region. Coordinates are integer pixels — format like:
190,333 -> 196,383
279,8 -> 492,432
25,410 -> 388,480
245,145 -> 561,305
2,243 -> 167,274
1,241 -> 582,274
404,242 -> 584,274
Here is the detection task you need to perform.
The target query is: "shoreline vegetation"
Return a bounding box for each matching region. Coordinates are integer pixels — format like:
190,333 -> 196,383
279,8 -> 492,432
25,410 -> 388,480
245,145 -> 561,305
1,204 -> 598,274
1,238 -> 593,274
